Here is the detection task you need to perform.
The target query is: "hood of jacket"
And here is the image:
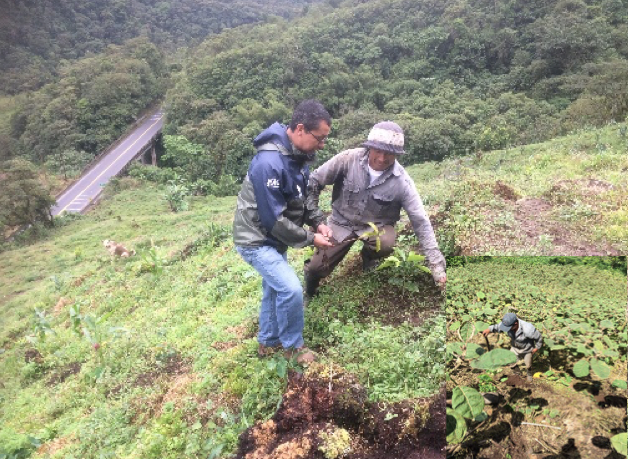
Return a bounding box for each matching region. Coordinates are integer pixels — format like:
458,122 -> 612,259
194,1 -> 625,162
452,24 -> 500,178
253,122 -> 313,161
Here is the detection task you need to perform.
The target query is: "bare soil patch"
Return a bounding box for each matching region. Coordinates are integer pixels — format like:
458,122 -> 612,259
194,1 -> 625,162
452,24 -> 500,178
47,362 -> 81,386
448,366 -> 626,459
236,365 -> 445,459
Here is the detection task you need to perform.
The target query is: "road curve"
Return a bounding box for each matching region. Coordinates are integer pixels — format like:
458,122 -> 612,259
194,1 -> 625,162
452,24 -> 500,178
52,109 -> 164,216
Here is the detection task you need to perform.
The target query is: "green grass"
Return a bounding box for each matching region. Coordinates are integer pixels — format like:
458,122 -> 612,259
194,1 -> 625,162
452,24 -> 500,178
0,179 -> 444,458
408,121 -> 628,255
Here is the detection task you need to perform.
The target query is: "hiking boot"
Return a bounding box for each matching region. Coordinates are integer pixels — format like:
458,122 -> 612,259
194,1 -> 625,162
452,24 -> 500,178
284,347 -> 317,365
304,273 -> 321,298
257,343 -> 280,358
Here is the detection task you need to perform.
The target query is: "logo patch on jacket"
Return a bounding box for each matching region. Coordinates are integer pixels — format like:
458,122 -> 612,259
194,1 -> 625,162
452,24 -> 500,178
266,178 -> 280,189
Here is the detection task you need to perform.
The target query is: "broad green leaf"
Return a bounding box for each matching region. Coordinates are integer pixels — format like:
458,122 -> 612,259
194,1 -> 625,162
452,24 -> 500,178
407,252 -> 426,263
475,321 -> 490,334
600,319 -> 614,329
449,321 -> 461,332
593,341 -> 605,352
452,386 -> 485,419
460,322 -> 474,341
447,342 -> 464,357
577,344 -> 593,356
471,349 -> 518,370
572,359 -> 590,378
611,380 -> 628,390
603,349 -> 619,358
604,336 -> 618,349
611,432 -> 627,456
465,343 -> 485,360
476,291 -> 485,299
446,408 -> 467,444
590,358 -> 611,380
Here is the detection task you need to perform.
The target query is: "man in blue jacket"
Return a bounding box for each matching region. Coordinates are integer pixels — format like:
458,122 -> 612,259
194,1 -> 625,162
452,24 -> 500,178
233,99 -> 333,364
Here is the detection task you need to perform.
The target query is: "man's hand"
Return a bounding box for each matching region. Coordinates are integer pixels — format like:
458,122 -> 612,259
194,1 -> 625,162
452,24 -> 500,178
317,223 -> 333,239
313,233 -> 334,248
436,273 -> 447,291
482,328 -> 491,337
532,348 -> 539,354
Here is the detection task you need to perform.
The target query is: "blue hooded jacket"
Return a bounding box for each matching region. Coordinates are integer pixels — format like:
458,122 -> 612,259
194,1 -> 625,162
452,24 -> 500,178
233,123 -> 325,251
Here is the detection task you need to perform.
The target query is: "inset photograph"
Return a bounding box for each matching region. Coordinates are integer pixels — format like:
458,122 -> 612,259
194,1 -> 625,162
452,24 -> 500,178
446,257 -> 627,458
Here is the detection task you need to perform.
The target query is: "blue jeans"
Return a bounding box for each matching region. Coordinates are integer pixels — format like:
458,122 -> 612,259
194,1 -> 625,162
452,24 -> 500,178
236,245 -> 304,349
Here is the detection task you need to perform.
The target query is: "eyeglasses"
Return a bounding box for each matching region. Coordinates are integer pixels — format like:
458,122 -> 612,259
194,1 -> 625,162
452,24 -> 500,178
306,130 -> 328,143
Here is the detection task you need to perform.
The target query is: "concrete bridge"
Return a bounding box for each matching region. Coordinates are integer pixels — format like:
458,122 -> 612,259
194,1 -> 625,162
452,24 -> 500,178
52,108 -> 164,216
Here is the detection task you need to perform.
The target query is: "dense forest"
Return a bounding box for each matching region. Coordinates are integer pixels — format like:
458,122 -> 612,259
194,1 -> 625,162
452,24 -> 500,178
162,0 -> 628,186
0,0 -> 317,94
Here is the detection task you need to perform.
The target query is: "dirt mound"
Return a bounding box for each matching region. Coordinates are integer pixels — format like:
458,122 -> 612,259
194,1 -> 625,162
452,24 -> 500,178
503,374 -> 532,389
236,365 -> 445,459
493,181 -> 520,201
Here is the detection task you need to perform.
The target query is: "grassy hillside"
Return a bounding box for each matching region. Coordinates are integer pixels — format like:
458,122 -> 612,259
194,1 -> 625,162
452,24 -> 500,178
406,121 -> 628,256
0,180 -> 445,458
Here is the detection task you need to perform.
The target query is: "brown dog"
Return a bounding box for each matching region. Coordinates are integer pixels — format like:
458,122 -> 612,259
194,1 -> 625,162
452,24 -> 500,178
102,239 -> 135,257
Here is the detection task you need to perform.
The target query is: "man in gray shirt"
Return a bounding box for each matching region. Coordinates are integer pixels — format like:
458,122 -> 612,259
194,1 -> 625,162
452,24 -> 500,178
483,312 -> 543,381
304,121 -> 446,298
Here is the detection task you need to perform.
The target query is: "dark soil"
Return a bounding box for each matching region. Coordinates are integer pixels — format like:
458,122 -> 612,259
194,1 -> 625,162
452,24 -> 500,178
24,348 -> 43,364
317,223 -> 444,328
493,181 -> 520,201
235,367 -> 446,459
133,353 -> 190,388
46,362 -> 81,386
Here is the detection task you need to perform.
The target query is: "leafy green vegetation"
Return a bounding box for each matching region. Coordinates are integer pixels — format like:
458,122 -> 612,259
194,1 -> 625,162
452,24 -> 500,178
446,257 -> 627,457
0,179 -> 444,458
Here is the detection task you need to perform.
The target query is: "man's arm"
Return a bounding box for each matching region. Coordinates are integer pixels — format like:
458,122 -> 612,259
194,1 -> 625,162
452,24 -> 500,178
526,325 -> 543,350
399,176 -> 446,283
482,324 -> 501,336
305,151 -> 350,227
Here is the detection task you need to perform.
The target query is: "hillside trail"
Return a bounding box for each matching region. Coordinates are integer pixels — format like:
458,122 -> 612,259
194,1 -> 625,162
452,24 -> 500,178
451,365 -> 626,459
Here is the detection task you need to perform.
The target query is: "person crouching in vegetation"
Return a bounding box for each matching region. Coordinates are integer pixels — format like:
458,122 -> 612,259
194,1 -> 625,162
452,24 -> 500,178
233,99 -> 334,365
303,121 -> 447,299
483,313 -> 543,382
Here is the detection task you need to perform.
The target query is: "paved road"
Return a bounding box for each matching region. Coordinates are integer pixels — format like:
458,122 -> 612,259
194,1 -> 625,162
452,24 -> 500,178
52,109 -> 164,216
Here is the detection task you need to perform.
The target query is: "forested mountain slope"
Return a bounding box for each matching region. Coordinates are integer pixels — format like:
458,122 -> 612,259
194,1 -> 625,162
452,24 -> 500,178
164,0 -> 628,183
0,0 -> 318,94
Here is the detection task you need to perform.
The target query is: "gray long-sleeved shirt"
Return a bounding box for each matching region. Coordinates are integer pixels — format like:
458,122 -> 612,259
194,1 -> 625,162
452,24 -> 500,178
489,319 -> 543,353
306,148 -> 445,277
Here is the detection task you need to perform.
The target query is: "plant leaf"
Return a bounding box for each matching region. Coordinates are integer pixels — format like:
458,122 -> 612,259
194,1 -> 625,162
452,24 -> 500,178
572,359 -> 590,378
611,380 -> 628,390
452,386 -> 485,419
610,432 -> 627,456
446,408 -> 467,444
465,343 -> 485,360
471,349 -> 518,370
590,358 -> 611,379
